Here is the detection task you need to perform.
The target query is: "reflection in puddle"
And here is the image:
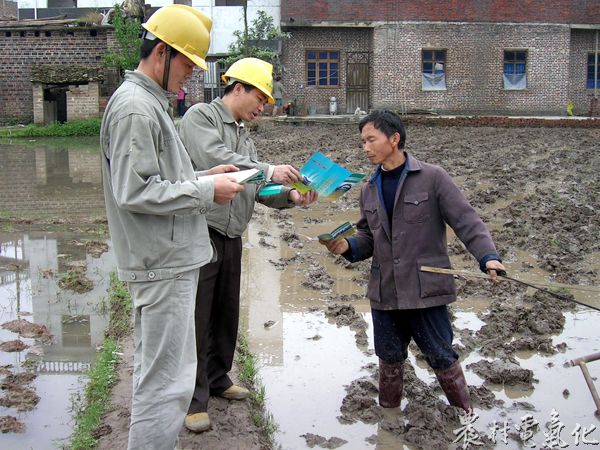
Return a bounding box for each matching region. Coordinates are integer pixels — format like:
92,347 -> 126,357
1,138 -> 114,448
241,202 -> 600,449
0,137 -> 105,216
0,233 -> 114,448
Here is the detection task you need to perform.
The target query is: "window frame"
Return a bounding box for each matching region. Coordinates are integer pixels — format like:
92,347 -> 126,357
305,50 -> 340,88
587,52 -> 600,89
421,49 -> 447,91
503,49 -> 528,90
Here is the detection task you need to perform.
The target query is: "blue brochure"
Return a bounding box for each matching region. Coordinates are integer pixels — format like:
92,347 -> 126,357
292,151 -> 365,199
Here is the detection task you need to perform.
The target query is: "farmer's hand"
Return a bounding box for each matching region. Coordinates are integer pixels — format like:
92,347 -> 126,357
212,175 -> 245,205
289,189 -> 318,206
272,164 -> 301,185
485,260 -> 507,284
206,164 -> 239,175
319,238 -> 349,255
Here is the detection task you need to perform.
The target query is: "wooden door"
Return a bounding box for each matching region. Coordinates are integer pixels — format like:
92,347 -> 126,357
346,52 -> 369,113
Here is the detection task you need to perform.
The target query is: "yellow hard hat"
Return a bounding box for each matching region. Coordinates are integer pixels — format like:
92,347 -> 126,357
142,5 -> 212,70
222,57 -> 275,104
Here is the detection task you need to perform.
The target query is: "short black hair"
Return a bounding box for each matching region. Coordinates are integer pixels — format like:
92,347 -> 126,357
139,37 -> 179,60
359,109 -> 406,150
223,81 -> 254,97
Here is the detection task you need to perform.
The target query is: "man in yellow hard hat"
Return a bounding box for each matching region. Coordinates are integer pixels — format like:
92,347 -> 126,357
100,5 -> 244,449
179,57 -> 317,433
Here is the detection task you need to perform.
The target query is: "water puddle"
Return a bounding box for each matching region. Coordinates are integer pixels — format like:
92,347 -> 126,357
0,138 -> 114,448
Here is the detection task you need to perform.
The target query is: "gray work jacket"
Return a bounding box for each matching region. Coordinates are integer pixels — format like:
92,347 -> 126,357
101,70 -> 216,282
346,152 -> 499,310
179,97 -> 292,238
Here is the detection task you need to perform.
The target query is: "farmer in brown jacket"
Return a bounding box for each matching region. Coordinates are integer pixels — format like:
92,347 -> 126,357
320,109 -> 505,412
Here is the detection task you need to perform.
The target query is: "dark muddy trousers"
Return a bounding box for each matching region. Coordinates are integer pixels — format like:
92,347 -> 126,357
189,228 -> 242,414
372,305 -> 458,370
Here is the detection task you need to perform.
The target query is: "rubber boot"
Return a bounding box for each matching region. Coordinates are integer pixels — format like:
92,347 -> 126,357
378,359 -> 404,408
434,361 -> 472,412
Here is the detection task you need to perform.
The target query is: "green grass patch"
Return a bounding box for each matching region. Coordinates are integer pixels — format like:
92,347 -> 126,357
70,338 -> 120,450
236,332 -> 279,447
0,118 -> 101,138
68,273 -> 132,449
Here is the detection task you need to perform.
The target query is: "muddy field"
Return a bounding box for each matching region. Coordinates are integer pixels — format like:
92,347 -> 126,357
94,118 -> 600,450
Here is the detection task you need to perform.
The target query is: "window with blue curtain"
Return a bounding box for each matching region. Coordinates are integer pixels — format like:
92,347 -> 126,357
422,49 -> 446,90
504,50 -> 527,90
306,50 -> 339,86
588,53 -> 600,89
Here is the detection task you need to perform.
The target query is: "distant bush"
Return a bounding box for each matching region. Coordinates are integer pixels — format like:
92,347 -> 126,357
0,118 -> 101,137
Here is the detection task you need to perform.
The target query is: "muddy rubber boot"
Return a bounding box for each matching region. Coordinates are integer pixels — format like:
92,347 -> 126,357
434,361 -> 472,412
378,359 -> 404,408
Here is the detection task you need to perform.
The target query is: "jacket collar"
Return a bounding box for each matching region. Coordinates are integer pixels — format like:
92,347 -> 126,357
124,70 -> 170,112
212,97 -> 237,125
369,151 -> 421,183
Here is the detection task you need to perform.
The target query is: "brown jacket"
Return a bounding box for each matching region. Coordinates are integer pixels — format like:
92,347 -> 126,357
345,152 -> 499,310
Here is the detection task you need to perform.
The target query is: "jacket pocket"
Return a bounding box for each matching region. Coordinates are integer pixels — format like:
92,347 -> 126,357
403,192 -> 430,223
366,263 -> 382,302
417,256 -> 456,299
171,215 -> 190,245
364,207 -> 383,230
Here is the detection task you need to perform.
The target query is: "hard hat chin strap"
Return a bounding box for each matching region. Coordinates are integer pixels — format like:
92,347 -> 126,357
162,45 -> 172,91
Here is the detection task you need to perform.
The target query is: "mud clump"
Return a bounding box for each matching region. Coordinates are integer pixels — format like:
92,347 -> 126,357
302,263 -> 334,290
258,237 -> 276,248
58,269 -> 94,293
300,433 -> 348,449
3,373 -> 37,385
468,359 -> 535,386
338,377 -> 381,424
280,231 -> 304,248
1,319 -> 52,343
0,340 -> 28,352
0,383 -> 40,411
325,304 -> 369,346
85,240 -> 109,258
0,415 -> 25,433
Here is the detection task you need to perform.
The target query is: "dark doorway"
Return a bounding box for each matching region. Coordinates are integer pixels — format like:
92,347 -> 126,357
43,86 -> 68,123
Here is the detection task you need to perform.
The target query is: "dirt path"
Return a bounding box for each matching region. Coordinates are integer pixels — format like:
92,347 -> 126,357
96,333 -> 264,450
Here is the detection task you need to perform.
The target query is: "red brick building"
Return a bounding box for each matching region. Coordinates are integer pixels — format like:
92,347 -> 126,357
0,19 -> 206,124
280,0 -> 600,116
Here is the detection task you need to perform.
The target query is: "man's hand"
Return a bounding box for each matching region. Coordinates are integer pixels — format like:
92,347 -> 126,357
288,189 -> 318,206
212,174 -> 245,205
271,165 -> 301,185
485,260 -> 507,284
318,238 -> 349,255
207,164 -> 239,175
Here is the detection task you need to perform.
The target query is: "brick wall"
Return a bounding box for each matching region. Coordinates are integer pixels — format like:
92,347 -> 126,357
284,23 -> 575,115
67,82 -> 100,121
0,0 -> 17,19
371,22 -> 571,115
185,67 -> 206,105
282,0 -> 600,25
569,29 -> 600,116
281,27 -> 371,114
0,27 -> 110,124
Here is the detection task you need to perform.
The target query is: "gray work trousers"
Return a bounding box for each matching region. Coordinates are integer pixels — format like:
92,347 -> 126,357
127,268 -> 199,450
